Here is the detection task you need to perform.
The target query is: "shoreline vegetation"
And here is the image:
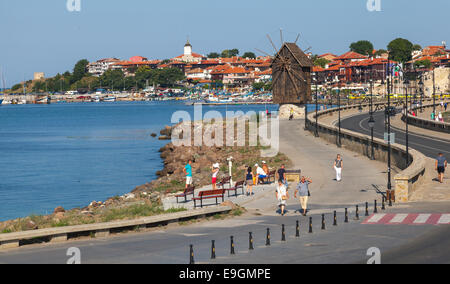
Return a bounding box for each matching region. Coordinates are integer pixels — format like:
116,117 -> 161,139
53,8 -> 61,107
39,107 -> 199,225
0,117 -> 291,234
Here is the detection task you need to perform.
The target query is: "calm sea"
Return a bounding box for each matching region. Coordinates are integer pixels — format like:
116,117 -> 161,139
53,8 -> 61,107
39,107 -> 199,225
0,101 -> 287,221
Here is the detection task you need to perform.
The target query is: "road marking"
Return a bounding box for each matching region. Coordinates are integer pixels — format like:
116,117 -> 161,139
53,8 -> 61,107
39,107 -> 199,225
389,214 -> 408,223
413,214 -> 431,224
365,214 -> 386,223
437,214 -> 450,224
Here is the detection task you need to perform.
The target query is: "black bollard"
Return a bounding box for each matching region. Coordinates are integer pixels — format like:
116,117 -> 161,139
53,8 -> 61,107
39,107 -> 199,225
249,232 -> 254,250
382,196 -> 386,210
211,240 -> 216,259
333,211 -> 337,226
388,191 -> 393,207
309,217 -> 313,233
296,220 -> 300,237
230,236 -> 235,255
355,205 -> 360,220
374,200 -> 378,213
365,202 -> 369,216
266,228 -> 271,246
281,224 -> 286,241
189,244 -> 195,264
321,214 -> 326,230
344,208 -> 349,223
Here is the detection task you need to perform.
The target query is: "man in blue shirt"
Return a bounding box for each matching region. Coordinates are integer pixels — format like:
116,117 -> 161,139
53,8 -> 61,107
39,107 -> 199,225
294,176 -> 312,216
183,160 -> 193,189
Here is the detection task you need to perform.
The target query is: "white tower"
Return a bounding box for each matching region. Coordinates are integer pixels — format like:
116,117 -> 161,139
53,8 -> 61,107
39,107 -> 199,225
184,38 -> 192,57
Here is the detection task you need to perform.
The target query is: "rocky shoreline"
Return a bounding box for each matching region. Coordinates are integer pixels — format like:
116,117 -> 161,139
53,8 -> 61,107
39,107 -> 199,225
0,120 -> 291,234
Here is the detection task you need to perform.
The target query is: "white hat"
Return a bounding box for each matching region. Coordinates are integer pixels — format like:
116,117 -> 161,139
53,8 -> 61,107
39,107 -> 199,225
262,161 -> 266,164
254,163 -> 259,167
213,163 -> 220,168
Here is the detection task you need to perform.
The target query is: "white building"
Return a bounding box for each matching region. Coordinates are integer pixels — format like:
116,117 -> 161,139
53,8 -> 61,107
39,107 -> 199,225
173,39 -> 203,63
87,58 -> 121,77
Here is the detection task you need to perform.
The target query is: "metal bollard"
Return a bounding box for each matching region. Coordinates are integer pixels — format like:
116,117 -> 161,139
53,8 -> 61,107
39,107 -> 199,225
344,208 -> 349,223
382,196 -> 386,210
189,244 -> 195,264
355,205 -> 360,220
296,220 -> 300,237
211,240 -> 216,259
333,211 -> 337,226
266,228 -> 271,246
321,214 -> 326,230
230,236 -> 235,255
374,200 -> 378,213
249,232 -> 254,250
281,224 -> 286,241
365,202 -> 369,216
309,217 -> 313,233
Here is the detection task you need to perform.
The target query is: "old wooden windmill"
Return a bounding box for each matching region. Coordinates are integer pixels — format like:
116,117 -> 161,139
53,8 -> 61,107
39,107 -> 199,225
271,42 -> 313,105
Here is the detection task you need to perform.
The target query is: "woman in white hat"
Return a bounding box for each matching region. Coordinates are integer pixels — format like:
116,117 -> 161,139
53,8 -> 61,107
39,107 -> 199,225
211,163 -> 220,190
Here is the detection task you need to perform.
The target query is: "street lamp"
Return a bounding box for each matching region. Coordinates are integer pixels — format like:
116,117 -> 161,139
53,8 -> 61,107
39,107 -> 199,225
386,54 -> 392,206
334,76 -> 341,147
404,79 -> 410,167
369,76 -> 375,160
314,74 -> 319,137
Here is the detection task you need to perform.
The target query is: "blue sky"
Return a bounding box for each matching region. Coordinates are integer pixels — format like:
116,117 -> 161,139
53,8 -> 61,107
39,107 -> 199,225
1,0 -> 449,87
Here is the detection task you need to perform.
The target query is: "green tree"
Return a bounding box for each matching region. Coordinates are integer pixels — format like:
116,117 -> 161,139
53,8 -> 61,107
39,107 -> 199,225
242,52 -> 256,59
11,84 -> 22,91
221,49 -> 239,58
252,82 -> 265,91
387,38 -> 413,63
314,57 -> 330,68
207,52 -> 220,58
412,44 -> 422,51
414,59 -> 432,69
349,40 -> 374,56
374,49 -> 387,57
71,59 -> 89,84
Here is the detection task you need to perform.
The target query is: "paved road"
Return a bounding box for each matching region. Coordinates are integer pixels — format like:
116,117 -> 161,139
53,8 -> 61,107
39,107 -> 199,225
341,110 -> 450,158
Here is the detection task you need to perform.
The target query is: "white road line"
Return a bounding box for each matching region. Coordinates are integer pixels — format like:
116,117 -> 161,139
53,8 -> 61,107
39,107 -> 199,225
413,214 -> 431,224
366,214 -> 386,223
437,214 -> 450,224
389,214 -> 408,223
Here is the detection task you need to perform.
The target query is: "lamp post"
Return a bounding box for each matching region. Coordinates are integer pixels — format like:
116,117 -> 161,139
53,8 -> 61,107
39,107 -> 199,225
335,76 -> 341,147
387,55 -> 392,205
432,67 -> 436,116
369,76 -> 375,160
404,79 -> 410,167
314,74 -> 319,137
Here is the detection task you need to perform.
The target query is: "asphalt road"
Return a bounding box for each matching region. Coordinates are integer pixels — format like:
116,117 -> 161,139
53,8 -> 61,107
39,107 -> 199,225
341,110 -> 450,158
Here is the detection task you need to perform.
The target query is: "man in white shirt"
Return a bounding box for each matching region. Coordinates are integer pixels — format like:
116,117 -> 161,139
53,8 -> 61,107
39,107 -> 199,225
255,163 -> 267,185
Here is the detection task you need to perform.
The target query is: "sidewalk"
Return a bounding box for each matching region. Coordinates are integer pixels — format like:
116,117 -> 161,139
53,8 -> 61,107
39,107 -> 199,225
391,110 -> 450,141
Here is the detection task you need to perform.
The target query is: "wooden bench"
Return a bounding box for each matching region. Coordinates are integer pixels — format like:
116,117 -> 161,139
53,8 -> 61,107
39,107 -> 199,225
217,176 -> 232,189
225,180 -> 245,197
193,188 -> 225,208
175,185 -> 195,203
267,170 -> 276,183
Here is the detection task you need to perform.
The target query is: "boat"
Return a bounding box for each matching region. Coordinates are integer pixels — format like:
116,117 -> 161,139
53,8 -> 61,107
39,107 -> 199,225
102,95 -> 116,102
0,98 -> 3,105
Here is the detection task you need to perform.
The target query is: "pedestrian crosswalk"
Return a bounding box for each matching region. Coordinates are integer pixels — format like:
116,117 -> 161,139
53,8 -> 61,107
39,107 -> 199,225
362,213 -> 450,225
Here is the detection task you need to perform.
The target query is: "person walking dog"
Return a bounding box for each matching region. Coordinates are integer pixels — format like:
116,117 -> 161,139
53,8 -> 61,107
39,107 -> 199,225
294,176 -> 312,216
334,154 -> 343,182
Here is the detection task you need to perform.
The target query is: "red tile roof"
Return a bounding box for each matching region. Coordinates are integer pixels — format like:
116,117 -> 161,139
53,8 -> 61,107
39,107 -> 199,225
334,51 -> 367,60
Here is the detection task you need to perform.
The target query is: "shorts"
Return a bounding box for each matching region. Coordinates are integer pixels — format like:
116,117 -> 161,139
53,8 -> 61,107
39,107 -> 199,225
186,176 -> 193,185
437,166 -> 445,174
212,177 -> 217,184
246,179 -> 253,185
258,175 -> 267,179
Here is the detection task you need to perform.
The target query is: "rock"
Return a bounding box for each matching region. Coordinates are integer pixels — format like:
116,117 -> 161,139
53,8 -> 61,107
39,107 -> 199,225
25,220 -> 38,230
159,135 -> 171,140
54,206 -> 65,214
150,133 -> 157,137
279,104 -> 305,120
124,193 -> 136,200
220,200 -> 238,210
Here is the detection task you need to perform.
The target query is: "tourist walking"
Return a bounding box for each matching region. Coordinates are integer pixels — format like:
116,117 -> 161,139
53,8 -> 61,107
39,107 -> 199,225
277,164 -> 288,188
436,153 -> 448,183
211,163 -> 220,190
245,166 -> 254,196
294,176 -> 312,216
276,180 -> 288,216
289,107 -> 294,120
183,159 -> 193,189
438,112 -> 443,122
333,154 -> 343,182
444,102 -> 448,111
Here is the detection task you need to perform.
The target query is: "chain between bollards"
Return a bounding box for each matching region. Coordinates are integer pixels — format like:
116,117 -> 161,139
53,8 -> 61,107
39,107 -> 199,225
266,228 -> 271,246
211,240 -> 216,259
189,244 -> 195,264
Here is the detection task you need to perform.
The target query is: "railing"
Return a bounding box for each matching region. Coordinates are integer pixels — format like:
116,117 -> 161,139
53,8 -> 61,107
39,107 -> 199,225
307,102 -> 427,203
402,99 -> 450,134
